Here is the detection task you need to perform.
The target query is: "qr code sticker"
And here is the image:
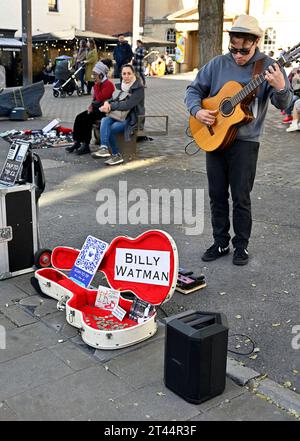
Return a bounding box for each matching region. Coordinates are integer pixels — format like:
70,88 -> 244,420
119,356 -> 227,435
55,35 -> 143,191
75,236 -> 108,275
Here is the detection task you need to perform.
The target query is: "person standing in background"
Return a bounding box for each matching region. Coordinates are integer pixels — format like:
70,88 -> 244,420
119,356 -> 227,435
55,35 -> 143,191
75,39 -> 88,93
133,40 -> 146,86
113,35 -> 133,78
85,39 -> 98,95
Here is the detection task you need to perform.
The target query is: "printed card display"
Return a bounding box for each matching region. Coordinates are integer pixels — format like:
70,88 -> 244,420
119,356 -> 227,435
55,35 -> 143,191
112,305 -> 127,322
114,248 -> 170,286
0,141 -> 30,186
69,235 -> 108,287
95,286 -> 120,311
42,118 -> 61,134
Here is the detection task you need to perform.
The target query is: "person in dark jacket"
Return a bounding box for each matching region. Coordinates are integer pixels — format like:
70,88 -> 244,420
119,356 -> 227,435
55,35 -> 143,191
185,14 -> 292,265
66,61 -> 115,155
91,64 -> 145,165
113,35 -> 133,78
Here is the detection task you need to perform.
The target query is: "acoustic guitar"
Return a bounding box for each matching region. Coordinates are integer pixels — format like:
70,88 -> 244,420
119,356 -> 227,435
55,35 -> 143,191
189,43 -> 300,152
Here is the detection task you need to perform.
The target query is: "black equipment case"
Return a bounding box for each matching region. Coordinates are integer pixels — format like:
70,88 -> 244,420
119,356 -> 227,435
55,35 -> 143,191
0,183 -> 38,279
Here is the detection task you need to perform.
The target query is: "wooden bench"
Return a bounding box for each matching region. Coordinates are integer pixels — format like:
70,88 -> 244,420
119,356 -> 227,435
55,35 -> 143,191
93,114 -> 169,160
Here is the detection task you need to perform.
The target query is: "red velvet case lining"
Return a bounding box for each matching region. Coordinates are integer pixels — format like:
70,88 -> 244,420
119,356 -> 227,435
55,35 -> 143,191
37,268 -> 137,330
51,247 -> 79,270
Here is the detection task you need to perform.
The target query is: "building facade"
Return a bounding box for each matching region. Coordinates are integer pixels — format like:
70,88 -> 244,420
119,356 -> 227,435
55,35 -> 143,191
85,0 -> 135,36
164,0 -> 300,72
0,0 -> 85,37
143,0 -> 194,54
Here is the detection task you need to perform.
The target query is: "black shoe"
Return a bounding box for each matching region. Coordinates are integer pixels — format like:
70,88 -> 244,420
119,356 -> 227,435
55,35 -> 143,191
201,243 -> 230,262
66,142 -> 80,153
233,248 -> 249,266
76,144 -> 90,155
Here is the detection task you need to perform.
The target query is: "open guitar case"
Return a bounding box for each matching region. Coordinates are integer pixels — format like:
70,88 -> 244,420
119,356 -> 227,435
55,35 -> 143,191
34,230 -> 179,350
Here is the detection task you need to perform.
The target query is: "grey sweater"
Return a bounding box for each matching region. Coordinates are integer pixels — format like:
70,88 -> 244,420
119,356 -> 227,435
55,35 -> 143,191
185,49 -> 293,142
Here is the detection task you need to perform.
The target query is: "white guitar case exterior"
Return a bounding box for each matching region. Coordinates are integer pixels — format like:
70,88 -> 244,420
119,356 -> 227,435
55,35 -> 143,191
35,230 -> 178,350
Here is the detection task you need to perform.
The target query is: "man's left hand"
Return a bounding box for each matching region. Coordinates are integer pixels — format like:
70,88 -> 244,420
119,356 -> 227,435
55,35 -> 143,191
265,63 -> 286,91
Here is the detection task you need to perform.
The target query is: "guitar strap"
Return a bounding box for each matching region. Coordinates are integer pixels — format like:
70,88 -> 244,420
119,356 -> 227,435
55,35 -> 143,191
252,58 -> 265,98
250,58 -> 265,117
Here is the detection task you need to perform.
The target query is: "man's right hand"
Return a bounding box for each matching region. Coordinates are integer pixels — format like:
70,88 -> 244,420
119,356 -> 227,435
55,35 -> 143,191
195,109 -> 218,126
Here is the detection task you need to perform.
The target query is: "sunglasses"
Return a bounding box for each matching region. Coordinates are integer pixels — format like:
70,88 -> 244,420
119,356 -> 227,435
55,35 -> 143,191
228,42 -> 255,56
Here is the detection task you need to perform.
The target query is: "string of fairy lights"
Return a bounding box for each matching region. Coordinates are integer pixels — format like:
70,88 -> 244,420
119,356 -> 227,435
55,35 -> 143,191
33,38 -> 112,59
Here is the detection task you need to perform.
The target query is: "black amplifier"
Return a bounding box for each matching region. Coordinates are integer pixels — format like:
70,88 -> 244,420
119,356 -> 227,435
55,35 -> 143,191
164,310 -> 228,404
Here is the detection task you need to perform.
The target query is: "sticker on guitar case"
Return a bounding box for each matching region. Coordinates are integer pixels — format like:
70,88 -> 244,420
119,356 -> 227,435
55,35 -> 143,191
69,235 -> 108,287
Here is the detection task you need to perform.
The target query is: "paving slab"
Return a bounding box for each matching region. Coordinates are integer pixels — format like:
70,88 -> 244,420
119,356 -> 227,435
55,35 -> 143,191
0,312 -> 17,331
27,296 -> 58,318
0,304 -> 38,327
5,365 -> 135,421
49,340 -> 98,372
0,321 -> 62,363
41,310 -> 79,339
4,273 -> 37,296
0,348 -> 73,401
107,382 -> 201,421
0,402 -> 19,422
190,391 -> 297,421
0,282 -> 29,307
106,338 -> 165,390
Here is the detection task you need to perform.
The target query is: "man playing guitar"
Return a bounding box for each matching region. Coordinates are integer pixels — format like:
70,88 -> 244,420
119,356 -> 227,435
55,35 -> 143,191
185,14 -> 293,265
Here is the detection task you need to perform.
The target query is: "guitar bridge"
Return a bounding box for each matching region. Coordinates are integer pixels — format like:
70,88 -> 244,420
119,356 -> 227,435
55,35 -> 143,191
206,125 -> 214,136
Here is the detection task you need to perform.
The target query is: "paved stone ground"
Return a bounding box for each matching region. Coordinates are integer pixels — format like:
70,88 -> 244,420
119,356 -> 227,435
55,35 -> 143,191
0,75 -> 299,421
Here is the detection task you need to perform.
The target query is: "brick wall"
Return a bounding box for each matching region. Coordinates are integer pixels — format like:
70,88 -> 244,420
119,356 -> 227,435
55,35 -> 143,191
86,0 -> 134,35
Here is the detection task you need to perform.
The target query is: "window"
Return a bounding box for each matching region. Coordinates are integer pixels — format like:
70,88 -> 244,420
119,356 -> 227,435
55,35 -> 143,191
166,28 -> 176,55
263,27 -> 276,54
48,0 -> 58,12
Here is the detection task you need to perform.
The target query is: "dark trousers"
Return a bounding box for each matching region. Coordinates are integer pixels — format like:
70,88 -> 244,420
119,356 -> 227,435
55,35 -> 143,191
206,139 -> 259,249
73,110 -> 104,145
78,67 -> 86,90
137,70 -> 146,86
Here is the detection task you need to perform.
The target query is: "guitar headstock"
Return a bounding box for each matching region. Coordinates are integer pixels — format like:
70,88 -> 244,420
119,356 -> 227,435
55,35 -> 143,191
277,42 -> 300,67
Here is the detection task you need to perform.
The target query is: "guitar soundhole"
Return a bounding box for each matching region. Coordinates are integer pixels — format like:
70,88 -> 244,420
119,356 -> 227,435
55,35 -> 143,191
220,99 -> 234,117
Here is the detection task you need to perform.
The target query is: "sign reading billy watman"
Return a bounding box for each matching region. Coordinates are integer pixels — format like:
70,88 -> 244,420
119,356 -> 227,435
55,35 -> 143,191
114,248 -> 170,286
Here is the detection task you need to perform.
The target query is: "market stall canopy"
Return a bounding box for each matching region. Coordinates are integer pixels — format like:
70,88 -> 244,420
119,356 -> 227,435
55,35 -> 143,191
0,38 -> 23,49
141,36 -> 176,47
167,8 -> 234,23
32,29 -> 118,42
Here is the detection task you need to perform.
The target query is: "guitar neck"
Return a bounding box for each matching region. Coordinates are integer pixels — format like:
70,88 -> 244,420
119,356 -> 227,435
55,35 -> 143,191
231,58 -> 285,107
231,73 -> 265,106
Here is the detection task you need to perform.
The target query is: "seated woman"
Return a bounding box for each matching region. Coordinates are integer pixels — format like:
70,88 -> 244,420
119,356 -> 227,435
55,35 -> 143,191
66,61 -> 115,155
91,64 -> 145,165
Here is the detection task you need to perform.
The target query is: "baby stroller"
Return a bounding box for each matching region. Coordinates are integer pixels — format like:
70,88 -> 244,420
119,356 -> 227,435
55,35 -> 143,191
53,56 -> 84,98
